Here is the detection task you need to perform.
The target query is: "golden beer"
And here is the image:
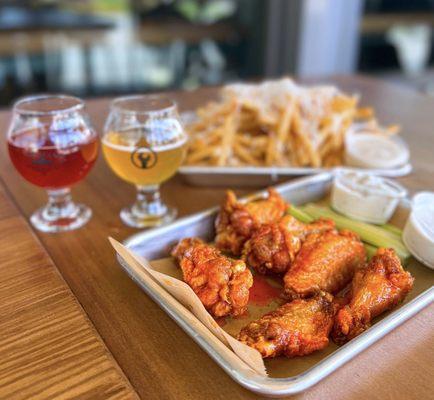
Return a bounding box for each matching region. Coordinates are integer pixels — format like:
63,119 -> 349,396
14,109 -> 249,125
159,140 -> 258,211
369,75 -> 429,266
102,130 -> 186,186
104,96 -> 185,228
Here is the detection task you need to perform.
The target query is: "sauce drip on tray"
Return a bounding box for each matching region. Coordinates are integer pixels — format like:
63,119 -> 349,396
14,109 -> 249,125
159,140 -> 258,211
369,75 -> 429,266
249,274 -> 282,306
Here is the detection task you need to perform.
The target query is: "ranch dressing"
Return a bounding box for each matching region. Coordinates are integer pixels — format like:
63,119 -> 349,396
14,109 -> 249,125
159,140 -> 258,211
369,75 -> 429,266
403,192 -> 434,269
345,131 -> 409,169
331,170 -> 407,224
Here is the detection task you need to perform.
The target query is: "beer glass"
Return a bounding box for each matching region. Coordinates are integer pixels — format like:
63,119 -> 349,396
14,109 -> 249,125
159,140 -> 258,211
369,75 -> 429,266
7,95 -> 99,232
102,95 -> 186,228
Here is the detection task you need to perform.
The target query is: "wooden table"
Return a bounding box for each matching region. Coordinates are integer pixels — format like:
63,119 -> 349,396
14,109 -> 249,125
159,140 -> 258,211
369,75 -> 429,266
0,76 -> 432,399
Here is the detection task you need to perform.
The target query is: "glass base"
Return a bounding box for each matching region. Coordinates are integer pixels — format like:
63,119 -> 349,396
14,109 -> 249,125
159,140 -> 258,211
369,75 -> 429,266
120,205 -> 176,228
30,203 -> 92,233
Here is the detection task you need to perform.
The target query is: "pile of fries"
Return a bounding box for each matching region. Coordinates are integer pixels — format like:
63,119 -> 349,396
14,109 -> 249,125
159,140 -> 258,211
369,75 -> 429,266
184,78 -> 398,168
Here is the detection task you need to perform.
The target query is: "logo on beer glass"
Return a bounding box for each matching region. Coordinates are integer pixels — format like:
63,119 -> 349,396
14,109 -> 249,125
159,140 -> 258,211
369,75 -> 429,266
131,146 -> 158,169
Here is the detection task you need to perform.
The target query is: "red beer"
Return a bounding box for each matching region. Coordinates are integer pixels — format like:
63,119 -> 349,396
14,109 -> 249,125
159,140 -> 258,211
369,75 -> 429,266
7,94 -> 97,232
8,125 -> 99,189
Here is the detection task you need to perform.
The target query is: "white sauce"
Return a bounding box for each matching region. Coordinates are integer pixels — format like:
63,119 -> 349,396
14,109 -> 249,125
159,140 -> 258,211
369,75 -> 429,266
417,206 -> 434,239
338,172 -> 403,198
403,192 -> 434,269
345,132 -> 409,169
331,170 -> 406,224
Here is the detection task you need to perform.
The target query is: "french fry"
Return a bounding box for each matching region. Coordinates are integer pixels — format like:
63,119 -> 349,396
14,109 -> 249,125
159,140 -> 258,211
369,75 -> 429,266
355,106 -> 374,119
268,96 -> 295,166
265,132 -> 276,166
217,102 -> 238,166
186,146 -> 218,164
233,142 -> 261,166
236,133 -> 265,147
386,124 -> 400,135
277,96 -> 295,143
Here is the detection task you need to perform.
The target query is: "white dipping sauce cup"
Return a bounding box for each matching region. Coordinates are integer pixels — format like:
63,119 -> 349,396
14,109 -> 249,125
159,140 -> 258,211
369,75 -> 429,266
331,170 -> 407,224
403,192 -> 434,270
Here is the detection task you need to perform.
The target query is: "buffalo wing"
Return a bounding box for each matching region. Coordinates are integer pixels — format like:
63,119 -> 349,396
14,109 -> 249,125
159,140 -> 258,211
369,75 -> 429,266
215,188 -> 287,256
284,230 -> 366,299
332,248 -> 414,344
171,238 -> 253,318
242,215 -> 335,274
237,293 -> 334,358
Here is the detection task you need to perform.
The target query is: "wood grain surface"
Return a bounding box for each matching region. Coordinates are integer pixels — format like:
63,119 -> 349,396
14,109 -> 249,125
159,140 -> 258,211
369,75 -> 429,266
0,186 -> 138,400
0,75 -> 432,400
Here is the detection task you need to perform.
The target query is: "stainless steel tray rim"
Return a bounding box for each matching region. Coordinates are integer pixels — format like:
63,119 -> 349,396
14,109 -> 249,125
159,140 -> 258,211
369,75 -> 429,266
125,206 -> 219,249
179,163 -> 412,177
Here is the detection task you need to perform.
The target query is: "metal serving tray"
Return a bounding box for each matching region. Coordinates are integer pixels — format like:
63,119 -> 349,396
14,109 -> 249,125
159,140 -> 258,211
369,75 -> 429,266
120,173 -> 434,397
179,164 -> 412,187
179,112 -> 412,187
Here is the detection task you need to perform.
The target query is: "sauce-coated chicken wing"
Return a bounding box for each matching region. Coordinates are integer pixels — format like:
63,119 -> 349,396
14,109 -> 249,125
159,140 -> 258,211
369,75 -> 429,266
284,230 -> 366,299
171,238 -> 253,318
242,215 -> 335,274
237,293 -> 334,358
332,248 -> 414,344
215,188 -> 287,256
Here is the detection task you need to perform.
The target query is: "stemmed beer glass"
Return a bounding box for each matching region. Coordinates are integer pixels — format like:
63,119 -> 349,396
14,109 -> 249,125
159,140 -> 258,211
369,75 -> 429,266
7,95 -> 98,232
102,95 -> 186,228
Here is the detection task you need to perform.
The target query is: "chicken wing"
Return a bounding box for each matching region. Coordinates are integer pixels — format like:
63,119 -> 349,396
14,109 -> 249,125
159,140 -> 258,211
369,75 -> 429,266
284,230 -> 366,299
215,188 -> 287,256
171,237 -> 253,318
242,215 -> 335,274
332,248 -> 414,344
237,292 -> 334,358
279,214 -> 336,239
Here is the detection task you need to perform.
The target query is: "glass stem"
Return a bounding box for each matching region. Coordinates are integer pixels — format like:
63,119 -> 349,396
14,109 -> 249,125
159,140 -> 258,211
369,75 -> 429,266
132,185 -> 167,217
43,188 -> 78,221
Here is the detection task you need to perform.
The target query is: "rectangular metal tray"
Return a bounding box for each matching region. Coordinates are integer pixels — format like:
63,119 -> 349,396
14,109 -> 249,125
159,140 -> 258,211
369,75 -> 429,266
120,172 -> 434,397
179,164 -> 412,187
179,112 -> 412,187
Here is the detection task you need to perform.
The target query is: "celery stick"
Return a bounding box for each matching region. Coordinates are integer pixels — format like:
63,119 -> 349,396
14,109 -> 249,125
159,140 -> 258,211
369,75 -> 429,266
287,205 -> 315,223
327,205 -> 402,238
365,244 -> 378,259
381,223 -> 403,237
301,203 -> 410,262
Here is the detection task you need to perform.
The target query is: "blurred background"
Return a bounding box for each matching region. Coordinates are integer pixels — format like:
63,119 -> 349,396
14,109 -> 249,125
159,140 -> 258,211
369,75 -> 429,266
1,0 -> 434,106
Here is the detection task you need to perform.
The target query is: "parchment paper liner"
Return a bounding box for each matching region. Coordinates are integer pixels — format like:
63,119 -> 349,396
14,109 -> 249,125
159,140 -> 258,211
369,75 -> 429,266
109,237 -> 267,376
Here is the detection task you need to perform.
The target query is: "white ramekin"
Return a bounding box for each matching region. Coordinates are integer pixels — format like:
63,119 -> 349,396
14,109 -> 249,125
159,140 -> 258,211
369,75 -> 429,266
344,132 -> 410,169
403,192 -> 434,270
331,170 -> 407,224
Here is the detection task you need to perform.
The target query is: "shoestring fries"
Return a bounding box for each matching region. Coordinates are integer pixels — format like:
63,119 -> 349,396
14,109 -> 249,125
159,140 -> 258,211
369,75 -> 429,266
184,78 -> 399,168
